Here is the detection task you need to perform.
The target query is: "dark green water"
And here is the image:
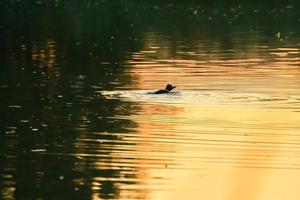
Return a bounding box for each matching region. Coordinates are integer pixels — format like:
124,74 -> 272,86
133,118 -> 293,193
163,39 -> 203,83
1,1 -> 300,200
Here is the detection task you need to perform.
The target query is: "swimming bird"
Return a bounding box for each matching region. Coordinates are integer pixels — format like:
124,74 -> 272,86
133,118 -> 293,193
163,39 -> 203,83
151,84 -> 176,94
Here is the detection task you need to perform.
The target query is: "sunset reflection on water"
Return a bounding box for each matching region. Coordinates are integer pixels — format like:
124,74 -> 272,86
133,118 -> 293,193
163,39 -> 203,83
2,4 -> 300,199
114,30 -> 300,199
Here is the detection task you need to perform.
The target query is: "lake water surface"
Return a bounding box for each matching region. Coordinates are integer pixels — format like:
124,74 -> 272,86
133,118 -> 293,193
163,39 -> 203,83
1,2 -> 300,200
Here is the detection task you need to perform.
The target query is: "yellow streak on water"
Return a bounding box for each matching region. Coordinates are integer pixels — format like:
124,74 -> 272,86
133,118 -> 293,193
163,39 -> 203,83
132,106 -> 300,200
114,31 -> 300,199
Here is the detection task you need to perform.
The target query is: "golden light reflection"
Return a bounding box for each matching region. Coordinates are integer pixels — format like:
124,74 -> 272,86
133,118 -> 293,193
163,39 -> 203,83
131,106 -> 300,200
120,31 -> 300,199
126,31 -> 300,94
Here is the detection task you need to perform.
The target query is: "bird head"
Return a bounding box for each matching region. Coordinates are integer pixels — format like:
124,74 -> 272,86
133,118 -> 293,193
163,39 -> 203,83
165,84 -> 176,91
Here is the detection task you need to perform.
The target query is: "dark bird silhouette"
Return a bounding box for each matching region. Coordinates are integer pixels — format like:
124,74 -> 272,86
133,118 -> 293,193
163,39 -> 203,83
152,84 -> 176,94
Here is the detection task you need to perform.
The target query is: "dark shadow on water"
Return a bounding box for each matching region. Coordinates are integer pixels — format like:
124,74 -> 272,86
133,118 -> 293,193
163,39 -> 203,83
0,65 -> 141,199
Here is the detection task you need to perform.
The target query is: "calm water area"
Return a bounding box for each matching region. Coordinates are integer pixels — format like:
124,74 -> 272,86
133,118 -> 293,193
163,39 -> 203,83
1,1 -> 300,199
